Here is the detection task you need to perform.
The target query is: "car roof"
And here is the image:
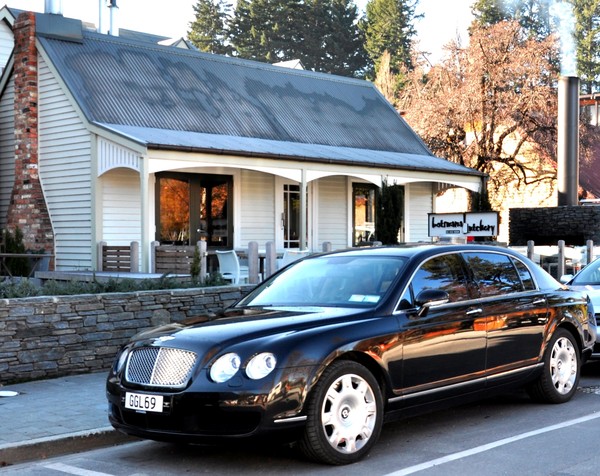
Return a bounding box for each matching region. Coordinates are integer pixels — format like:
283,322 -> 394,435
318,244 -> 524,260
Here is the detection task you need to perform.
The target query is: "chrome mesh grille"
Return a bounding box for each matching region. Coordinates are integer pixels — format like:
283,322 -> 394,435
125,347 -> 197,388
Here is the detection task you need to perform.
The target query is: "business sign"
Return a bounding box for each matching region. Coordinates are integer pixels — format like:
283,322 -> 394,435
428,212 -> 499,237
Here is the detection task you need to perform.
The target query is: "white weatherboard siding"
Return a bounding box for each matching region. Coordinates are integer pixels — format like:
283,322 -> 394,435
100,169 -> 141,245
317,176 -> 348,250
0,20 -> 13,73
0,79 -> 14,229
405,182 -> 434,243
239,169 -> 275,247
38,56 -> 93,270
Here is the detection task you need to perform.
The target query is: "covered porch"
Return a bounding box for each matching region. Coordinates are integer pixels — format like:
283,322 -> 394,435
92,137 -> 484,275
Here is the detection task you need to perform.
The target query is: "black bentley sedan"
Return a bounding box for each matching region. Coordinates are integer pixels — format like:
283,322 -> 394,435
107,245 -> 596,465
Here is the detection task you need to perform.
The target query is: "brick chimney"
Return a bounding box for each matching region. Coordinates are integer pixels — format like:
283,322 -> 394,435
9,12 -> 54,254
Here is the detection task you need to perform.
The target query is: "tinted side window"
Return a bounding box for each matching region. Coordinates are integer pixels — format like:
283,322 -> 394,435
408,254 -> 470,304
463,252 -> 523,297
512,258 -> 536,291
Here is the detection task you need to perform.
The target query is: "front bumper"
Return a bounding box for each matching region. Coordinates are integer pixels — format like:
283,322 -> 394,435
106,370 -> 310,443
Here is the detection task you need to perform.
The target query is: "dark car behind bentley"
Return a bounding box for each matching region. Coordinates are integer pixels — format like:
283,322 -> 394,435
107,245 -> 596,465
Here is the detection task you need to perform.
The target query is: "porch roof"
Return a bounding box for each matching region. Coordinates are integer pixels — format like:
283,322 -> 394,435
99,124 -> 483,178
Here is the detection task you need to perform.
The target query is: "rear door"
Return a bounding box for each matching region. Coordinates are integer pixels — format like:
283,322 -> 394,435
461,251 -> 548,378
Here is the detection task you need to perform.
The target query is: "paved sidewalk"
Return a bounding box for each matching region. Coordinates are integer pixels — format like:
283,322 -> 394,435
0,372 -> 134,466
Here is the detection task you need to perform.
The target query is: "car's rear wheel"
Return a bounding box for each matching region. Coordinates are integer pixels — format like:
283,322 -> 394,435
527,328 -> 580,403
298,360 -> 383,465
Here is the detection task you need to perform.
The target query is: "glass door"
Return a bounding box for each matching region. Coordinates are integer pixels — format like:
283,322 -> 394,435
353,184 -> 376,246
283,184 -> 300,249
158,177 -> 190,244
156,173 -> 232,247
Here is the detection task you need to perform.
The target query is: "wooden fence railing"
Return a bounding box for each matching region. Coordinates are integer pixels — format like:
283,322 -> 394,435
97,241 -> 139,272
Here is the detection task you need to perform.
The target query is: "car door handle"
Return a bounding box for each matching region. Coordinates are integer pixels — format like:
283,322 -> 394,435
466,308 -> 483,315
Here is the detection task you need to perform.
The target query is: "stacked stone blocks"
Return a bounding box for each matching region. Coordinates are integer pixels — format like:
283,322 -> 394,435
0,286 -> 251,384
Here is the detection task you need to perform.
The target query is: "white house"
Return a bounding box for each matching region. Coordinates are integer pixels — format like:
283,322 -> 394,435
0,6 -> 484,273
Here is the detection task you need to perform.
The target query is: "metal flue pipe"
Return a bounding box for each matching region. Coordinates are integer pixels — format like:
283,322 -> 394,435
44,0 -> 63,15
557,76 -> 580,206
108,0 -> 120,37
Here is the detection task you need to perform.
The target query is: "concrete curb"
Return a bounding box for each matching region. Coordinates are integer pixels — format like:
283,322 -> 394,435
0,427 -> 138,467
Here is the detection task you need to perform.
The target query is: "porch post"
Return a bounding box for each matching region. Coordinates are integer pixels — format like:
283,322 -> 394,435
300,169 -> 307,249
140,156 -> 150,273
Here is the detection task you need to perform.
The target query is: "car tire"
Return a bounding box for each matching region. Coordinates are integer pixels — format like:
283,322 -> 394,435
298,360 -> 383,465
527,328 -> 580,404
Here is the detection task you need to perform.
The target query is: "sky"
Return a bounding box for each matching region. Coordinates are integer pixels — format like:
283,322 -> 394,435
15,0 -> 474,65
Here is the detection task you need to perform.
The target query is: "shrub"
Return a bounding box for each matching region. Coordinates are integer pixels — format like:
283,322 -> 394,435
0,272 -> 232,299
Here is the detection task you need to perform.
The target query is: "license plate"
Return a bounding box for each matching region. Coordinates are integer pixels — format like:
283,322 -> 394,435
124,392 -> 164,413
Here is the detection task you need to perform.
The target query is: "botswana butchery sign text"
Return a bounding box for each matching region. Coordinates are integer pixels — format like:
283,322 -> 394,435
428,212 -> 499,237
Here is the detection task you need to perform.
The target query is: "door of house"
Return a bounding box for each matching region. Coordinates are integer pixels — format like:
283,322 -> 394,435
276,178 -> 312,250
156,172 -> 232,247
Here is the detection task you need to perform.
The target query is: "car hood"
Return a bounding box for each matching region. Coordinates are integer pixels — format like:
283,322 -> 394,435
130,306 -> 369,364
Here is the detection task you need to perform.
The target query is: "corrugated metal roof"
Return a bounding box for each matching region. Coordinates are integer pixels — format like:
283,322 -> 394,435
35,21 -> 483,178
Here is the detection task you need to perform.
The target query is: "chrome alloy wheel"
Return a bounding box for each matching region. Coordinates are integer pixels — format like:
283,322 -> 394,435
549,336 -> 577,395
320,373 -> 378,454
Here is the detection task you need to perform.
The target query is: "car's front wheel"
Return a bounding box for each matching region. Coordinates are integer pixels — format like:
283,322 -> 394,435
298,360 -> 383,465
527,328 -> 580,404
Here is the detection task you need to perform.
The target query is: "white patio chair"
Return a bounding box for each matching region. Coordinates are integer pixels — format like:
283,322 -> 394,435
277,249 -> 311,269
216,250 -> 249,284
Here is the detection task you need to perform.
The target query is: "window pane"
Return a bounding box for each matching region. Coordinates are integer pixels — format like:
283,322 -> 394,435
512,258 -> 536,291
463,252 -> 523,297
353,184 -> 376,246
284,184 -> 300,249
410,255 -> 469,303
159,178 -> 190,244
200,179 -> 229,246
157,173 -> 232,247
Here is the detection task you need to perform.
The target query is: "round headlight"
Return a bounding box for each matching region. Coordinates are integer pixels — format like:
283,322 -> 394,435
246,352 -> 277,380
210,353 -> 241,383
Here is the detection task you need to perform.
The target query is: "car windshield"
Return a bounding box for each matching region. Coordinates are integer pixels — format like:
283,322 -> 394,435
571,259 -> 600,285
238,255 -> 408,308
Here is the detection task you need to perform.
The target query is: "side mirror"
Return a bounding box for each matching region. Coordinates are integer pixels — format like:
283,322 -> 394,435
414,289 -> 450,317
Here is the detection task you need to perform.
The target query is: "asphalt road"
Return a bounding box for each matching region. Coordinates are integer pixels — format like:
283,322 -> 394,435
5,362 -> 600,476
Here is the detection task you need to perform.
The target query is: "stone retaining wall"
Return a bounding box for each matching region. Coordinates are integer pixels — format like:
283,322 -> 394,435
0,285 -> 252,384
509,206 -> 600,245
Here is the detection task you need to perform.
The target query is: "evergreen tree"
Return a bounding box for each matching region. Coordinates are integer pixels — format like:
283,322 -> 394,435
303,0 -> 368,76
571,0 -> 600,93
471,0 -> 511,28
471,0 -> 551,39
228,0 -> 305,63
375,179 -> 404,245
188,0 -> 232,55
228,0 -> 366,77
514,0 -> 552,40
361,0 -> 419,77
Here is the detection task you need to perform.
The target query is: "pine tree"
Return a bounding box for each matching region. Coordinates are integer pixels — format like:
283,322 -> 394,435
303,0 -> 368,77
228,0 -> 366,77
188,0 -> 232,55
470,0 -> 512,28
375,179 -> 404,245
228,0 -> 305,62
572,0 -> 600,93
471,0 -> 551,39
361,0 -> 420,78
